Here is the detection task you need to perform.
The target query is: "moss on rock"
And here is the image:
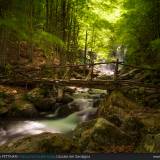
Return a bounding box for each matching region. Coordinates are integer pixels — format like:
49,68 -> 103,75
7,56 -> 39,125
25,88 -> 45,104
0,92 -> 14,116
136,134 -> 160,153
98,90 -> 140,125
0,133 -> 80,153
9,99 -> 38,118
73,118 -> 133,152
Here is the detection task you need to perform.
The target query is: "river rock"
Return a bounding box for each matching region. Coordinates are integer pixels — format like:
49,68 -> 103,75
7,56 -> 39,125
136,134 -> 160,153
0,92 -> 14,116
55,103 -> 79,118
107,114 -> 122,127
0,99 -> 9,115
73,118 -> 133,152
9,100 -> 38,118
35,97 -> 56,112
98,90 -> 139,120
0,107 -> 9,116
122,117 -> 144,142
144,94 -> 160,108
0,132 -> 80,153
93,99 -> 101,108
122,117 -> 144,133
56,94 -> 73,104
26,88 -> 57,112
26,88 -> 45,104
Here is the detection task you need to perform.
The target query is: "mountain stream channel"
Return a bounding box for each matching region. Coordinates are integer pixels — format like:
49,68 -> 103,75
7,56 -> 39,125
0,64 -> 113,145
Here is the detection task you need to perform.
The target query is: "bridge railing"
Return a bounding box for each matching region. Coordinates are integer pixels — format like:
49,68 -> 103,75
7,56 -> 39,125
50,60 -> 120,81
9,58 -> 158,81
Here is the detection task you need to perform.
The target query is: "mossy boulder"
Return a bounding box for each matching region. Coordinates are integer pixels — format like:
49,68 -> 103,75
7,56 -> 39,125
122,117 -> 144,133
35,97 -> 56,112
122,117 -> 144,142
107,114 -> 122,127
144,94 -> 160,108
0,133 -> 80,153
98,90 -> 139,120
0,106 -> 8,115
56,94 -> 73,104
73,118 -> 133,152
0,92 -> 14,116
0,98 -> 8,115
55,103 -> 79,118
26,88 -> 45,104
26,88 -> 57,112
9,100 -> 38,118
136,134 -> 160,153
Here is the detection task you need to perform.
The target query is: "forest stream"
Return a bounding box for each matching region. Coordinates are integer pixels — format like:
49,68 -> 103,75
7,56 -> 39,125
0,0 -> 160,156
0,64 -> 111,146
0,88 -> 106,145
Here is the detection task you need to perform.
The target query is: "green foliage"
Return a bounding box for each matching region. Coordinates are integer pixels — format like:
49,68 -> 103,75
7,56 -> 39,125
112,0 -> 160,68
77,0 -> 121,59
0,0 -> 159,66
33,31 -> 64,55
150,39 -> 160,53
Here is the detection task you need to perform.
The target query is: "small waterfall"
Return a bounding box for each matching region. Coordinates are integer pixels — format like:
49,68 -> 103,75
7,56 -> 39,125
96,45 -> 126,75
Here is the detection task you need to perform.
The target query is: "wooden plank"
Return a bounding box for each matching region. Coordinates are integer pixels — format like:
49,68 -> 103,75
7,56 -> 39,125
0,78 -> 159,90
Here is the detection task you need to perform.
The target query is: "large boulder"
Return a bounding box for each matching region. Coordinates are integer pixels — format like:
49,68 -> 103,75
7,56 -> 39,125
0,98 -> 9,116
93,98 -> 102,108
73,118 -> 133,152
0,106 -> 8,116
136,134 -> 160,153
98,90 -> 139,123
107,114 -> 122,127
56,94 -> 73,104
0,133 -> 80,153
9,100 -> 38,118
55,103 -> 79,118
0,92 -> 14,116
26,88 -> 57,112
35,97 -> 56,112
144,94 -> 160,108
26,88 -> 45,104
122,117 -> 144,142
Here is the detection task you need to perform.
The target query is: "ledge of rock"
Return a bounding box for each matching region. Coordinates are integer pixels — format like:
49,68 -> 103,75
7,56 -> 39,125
73,118 -> 134,152
136,134 -> 160,153
98,90 -> 140,125
9,99 -> 38,118
0,132 -> 80,153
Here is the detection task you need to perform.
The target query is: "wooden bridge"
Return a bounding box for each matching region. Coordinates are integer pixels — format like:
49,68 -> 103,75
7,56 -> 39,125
0,59 -> 159,92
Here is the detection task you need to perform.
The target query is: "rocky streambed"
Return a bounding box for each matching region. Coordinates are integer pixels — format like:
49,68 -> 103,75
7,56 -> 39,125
0,86 -> 106,146
0,85 -> 160,153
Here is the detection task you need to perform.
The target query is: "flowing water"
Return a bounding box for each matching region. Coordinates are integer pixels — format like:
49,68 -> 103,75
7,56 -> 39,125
96,63 -> 114,75
0,61 -> 117,145
0,88 -> 107,145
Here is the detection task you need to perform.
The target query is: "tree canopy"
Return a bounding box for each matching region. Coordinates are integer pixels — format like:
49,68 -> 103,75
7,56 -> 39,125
0,0 -> 160,68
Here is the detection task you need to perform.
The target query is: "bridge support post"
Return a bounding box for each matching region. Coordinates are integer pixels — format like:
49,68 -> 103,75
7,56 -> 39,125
57,87 -> 64,98
114,59 -> 119,81
90,64 -> 94,81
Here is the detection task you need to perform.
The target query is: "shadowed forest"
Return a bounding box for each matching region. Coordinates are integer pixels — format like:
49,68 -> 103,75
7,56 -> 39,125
0,0 -> 160,154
